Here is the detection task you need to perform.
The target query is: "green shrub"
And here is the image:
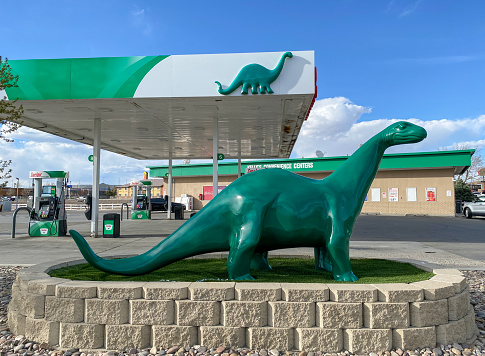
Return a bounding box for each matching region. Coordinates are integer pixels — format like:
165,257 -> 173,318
455,178 -> 474,202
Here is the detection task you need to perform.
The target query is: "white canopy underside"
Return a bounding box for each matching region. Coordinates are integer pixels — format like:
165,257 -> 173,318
18,94 -> 313,160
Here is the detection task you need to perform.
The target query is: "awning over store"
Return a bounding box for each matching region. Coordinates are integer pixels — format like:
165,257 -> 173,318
147,149 -> 475,177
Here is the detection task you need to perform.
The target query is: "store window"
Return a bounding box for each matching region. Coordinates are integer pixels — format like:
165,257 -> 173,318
406,187 -> 417,202
371,188 -> 381,202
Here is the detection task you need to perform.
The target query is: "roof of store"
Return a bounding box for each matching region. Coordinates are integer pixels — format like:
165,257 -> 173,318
148,149 -> 475,178
116,178 -> 164,188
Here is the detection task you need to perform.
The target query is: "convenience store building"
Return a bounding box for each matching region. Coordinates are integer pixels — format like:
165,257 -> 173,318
148,149 -> 473,216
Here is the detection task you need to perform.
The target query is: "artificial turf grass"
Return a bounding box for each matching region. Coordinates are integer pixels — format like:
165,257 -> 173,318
48,258 -> 434,284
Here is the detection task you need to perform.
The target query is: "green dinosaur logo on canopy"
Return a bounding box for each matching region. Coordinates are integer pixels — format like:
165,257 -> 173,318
215,52 -> 293,95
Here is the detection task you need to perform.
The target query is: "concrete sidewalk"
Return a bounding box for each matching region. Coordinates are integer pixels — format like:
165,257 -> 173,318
1,210 -> 484,270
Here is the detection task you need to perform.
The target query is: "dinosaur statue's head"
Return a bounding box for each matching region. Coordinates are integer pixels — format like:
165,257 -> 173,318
283,52 -> 293,59
382,121 -> 427,147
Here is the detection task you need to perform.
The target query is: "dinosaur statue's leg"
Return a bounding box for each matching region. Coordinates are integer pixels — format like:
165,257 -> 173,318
265,85 -> 274,94
250,251 -> 272,270
326,222 -> 358,282
226,212 -> 263,280
241,83 -> 250,95
251,84 -> 258,94
259,85 -> 267,94
314,246 -> 332,272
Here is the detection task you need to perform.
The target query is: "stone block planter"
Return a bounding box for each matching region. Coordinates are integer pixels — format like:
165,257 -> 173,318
7,259 -> 479,352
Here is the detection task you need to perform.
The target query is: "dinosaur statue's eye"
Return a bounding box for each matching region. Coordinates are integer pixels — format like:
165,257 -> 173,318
397,123 -> 407,130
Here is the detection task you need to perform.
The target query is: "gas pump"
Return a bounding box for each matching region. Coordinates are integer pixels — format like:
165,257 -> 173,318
131,180 -> 152,220
27,171 -> 69,236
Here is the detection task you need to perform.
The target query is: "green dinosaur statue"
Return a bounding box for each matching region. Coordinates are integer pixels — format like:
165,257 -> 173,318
69,121 -> 427,281
215,52 -> 293,95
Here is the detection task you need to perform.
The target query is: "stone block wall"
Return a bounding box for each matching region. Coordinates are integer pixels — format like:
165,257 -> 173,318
7,262 -> 479,353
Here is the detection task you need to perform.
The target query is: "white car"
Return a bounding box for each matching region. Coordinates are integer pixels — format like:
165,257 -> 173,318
463,196 -> 485,219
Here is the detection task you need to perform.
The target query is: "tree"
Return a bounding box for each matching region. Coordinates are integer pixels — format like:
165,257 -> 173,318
452,144 -> 483,183
105,187 -> 118,198
0,56 -> 23,187
455,178 -> 474,202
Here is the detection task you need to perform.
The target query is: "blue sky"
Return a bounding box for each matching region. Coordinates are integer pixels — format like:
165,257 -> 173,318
1,0 -> 485,186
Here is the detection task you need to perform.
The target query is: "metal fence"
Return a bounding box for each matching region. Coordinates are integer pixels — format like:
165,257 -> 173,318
14,203 -> 123,211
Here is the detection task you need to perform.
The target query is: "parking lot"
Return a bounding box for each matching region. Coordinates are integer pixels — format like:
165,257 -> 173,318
0,210 -> 484,270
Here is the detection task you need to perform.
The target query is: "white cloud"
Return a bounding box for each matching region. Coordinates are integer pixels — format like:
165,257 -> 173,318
386,0 -> 424,18
131,6 -> 152,36
293,97 -> 485,158
399,0 -> 423,17
294,97 -> 372,157
300,97 -> 372,139
9,126 -> 68,143
133,9 -> 145,16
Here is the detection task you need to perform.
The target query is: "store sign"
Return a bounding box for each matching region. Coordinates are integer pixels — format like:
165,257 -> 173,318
245,167 -> 264,174
245,162 -> 314,171
202,185 -> 226,201
426,187 -> 436,202
389,188 -> 399,202
29,171 -> 51,179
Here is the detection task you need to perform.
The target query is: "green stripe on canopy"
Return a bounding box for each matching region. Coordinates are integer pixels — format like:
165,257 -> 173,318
5,55 -> 169,100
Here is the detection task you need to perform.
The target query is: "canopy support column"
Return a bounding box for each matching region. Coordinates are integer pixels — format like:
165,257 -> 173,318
167,150 -> 172,220
90,118 -> 101,238
213,118 -> 219,198
238,139 -> 242,178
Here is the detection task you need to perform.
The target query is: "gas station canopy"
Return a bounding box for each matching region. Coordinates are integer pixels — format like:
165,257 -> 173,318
3,51 -> 316,160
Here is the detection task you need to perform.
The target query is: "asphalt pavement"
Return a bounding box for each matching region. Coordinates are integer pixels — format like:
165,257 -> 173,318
0,209 -> 484,270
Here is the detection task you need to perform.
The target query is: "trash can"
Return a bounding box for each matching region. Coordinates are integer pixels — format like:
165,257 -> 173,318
455,200 -> 462,214
174,206 -> 184,220
103,213 -> 120,238
1,200 -> 12,212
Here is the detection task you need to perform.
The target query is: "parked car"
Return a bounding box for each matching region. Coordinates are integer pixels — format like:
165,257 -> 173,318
463,196 -> 485,218
76,196 -> 86,202
150,197 -> 185,212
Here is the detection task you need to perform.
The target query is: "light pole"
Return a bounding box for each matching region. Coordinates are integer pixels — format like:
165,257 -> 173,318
16,177 -> 19,209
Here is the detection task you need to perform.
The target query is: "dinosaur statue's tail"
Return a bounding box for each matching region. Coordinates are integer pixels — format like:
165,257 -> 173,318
69,207 -> 229,275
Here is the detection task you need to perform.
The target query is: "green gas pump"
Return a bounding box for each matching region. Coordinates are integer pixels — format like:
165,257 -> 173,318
28,171 -> 69,236
131,180 -> 152,220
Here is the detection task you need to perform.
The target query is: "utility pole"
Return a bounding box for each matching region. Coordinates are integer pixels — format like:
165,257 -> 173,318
16,178 -> 19,209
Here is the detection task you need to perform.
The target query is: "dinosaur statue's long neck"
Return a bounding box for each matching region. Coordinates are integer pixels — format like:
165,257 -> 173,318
325,132 -> 389,203
269,53 -> 290,81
